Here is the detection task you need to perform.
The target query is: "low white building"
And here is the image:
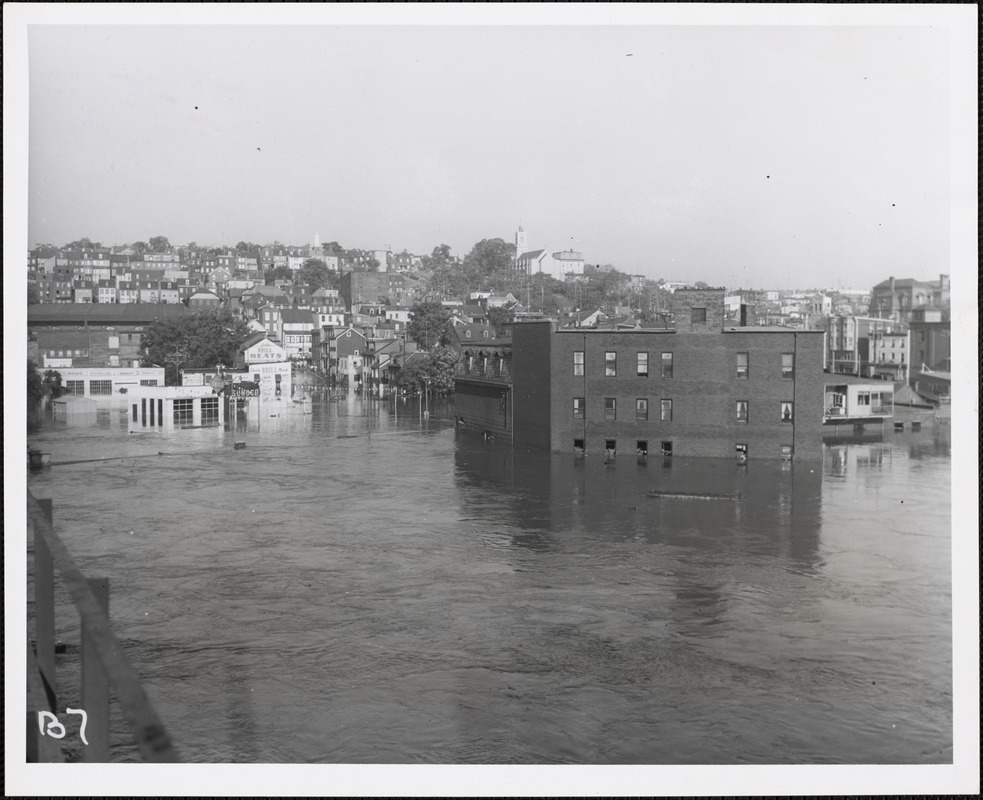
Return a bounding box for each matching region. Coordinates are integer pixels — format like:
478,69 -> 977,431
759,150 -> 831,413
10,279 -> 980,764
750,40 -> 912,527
55,366 -> 166,399
127,385 -> 225,432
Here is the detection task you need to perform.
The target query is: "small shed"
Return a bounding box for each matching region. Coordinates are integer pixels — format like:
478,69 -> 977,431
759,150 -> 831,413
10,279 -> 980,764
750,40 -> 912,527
52,394 -> 98,423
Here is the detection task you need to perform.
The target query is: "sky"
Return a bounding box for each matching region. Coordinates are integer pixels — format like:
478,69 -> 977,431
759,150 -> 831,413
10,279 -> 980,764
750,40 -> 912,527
17,7 -> 967,290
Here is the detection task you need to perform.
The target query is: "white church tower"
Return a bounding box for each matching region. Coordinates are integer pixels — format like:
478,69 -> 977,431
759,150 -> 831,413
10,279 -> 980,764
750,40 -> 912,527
514,223 -> 527,269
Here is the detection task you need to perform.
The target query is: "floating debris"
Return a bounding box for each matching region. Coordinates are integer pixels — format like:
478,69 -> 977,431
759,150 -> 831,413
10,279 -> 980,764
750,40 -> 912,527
648,490 -> 742,501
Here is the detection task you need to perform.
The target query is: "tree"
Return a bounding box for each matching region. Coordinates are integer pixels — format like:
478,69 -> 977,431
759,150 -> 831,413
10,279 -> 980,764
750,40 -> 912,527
149,236 -> 171,253
463,238 -> 516,291
421,244 -> 458,297
130,241 -> 148,256
64,237 -> 101,250
487,305 -> 515,339
27,359 -> 43,411
141,309 -> 251,385
297,258 -> 333,289
407,301 -> 454,350
27,360 -> 65,419
264,265 -> 294,285
397,346 -> 458,395
28,283 -> 40,304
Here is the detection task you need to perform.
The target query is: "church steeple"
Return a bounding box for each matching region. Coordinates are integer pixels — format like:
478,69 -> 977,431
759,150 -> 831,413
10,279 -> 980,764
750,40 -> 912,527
515,223 -> 527,257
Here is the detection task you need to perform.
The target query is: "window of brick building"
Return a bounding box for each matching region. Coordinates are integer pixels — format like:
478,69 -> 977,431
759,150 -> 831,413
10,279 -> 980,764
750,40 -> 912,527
605,351 -> 617,377
782,352 -> 794,378
661,352 -> 673,378
736,400 -> 749,423
737,352 -> 749,379
636,352 -> 648,377
636,398 -> 648,420
604,397 -> 617,421
573,350 -> 584,376
661,399 -> 673,421
573,397 -> 585,419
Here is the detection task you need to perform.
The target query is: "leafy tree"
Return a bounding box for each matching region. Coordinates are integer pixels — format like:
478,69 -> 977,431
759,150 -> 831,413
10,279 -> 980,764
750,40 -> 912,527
27,360 -> 65,417
64,237 -> 101,250
149,235 -> 172,253
297,258 -> 333,289
397,346 -> 457,395
264,265 -> 294,285
129,241 -> 148,256
27,359 -> 43,411
43,369 -> 66,400
463,238 -> 516,291
28,283 -> 40,304
421,244 -> 458,297
366,258 -> 381,272
487,305 -> 515,339
141,309 -> 251,385
407,301 -> 455,350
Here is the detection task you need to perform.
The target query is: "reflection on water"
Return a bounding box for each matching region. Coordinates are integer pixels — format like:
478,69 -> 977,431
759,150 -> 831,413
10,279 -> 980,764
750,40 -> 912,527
26,398 -> 951,764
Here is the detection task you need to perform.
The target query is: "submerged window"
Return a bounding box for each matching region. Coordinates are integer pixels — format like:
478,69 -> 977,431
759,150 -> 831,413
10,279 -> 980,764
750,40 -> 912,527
173,398 -> 194,425
200,397 -> 219,425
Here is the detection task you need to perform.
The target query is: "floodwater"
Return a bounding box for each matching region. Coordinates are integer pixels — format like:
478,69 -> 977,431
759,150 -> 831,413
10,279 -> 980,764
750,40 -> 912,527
25,397 -> 952,764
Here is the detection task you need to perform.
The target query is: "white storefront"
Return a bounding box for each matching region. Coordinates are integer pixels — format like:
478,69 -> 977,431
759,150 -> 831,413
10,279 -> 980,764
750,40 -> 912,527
55,366 -> 166,399
127,385 -> 225,431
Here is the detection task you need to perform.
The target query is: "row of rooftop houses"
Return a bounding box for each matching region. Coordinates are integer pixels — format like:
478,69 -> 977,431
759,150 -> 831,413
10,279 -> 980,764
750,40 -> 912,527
36,288 -> 951,461
28,239 -> 426,281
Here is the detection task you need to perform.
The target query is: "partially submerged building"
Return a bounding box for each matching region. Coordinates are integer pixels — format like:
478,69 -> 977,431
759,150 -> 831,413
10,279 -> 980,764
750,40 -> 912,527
455,287 -> 827,461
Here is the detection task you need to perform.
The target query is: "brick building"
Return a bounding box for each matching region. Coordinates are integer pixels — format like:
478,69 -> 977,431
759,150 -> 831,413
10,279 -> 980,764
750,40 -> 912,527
508,287 -> 825,462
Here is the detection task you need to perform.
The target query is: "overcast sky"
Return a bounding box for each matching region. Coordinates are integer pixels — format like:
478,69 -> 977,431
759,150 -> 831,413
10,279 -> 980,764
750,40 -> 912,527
21,12 -> 962,290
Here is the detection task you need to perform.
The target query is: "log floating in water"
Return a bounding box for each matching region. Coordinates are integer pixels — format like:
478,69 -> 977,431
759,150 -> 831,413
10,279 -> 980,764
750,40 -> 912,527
647,490 -> 742,500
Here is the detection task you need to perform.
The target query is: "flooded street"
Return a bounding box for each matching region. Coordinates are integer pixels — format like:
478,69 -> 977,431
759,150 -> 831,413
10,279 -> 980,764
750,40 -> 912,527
25,397 -> 952,764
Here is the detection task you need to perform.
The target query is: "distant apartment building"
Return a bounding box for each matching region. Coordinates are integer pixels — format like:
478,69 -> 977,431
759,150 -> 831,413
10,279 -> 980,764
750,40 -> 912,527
340,271 -> 408,309
825,315 -> 896,377
869,330 -> 910,382
868,275 -> 949,323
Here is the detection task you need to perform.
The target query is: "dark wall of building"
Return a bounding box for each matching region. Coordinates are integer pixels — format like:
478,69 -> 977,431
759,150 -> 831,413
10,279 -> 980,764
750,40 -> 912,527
511,322 -> 553,450
673,287 -> 727,334
909,321 -> 950,370
454,380 -> 511,437
543,328 -> 825,461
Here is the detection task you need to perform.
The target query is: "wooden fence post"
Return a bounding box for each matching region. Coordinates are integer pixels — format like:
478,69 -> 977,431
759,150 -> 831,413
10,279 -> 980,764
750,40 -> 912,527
34,499 -> 56,707
81,577 -> 111,762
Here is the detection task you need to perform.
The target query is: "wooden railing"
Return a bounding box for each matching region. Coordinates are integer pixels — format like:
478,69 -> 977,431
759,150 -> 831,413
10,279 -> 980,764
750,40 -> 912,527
27,492 -> 179,763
